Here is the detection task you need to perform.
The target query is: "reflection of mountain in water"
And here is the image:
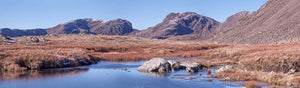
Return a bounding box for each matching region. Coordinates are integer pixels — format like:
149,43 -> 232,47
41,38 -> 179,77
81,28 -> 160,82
0,68 -> 89,81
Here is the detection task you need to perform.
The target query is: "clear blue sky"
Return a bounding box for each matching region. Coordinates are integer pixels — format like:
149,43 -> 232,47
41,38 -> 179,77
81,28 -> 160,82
0,0 -> 268,30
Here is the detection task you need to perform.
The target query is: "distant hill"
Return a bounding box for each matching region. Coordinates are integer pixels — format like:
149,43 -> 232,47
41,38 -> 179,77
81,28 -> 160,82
0,18 -> 135,37
0,28 -> 47,37
47,18 -> 135,35
1,0 -> 300,44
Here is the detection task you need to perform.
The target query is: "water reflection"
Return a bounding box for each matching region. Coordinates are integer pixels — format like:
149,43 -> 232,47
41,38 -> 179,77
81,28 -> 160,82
0,68 -> 88,81
139,71 -> 170,77
0,61 -> 249,88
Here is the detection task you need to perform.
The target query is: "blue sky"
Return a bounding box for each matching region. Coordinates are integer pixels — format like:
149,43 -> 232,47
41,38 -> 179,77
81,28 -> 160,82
0,0 -> 268,30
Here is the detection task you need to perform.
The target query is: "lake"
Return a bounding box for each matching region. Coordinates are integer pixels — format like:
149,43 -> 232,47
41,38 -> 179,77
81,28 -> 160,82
0,61 -> 247,88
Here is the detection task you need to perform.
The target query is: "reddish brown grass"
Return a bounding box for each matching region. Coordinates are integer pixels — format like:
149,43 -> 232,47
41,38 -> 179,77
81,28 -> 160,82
0,34 -> 227,71
1,34 -> 300,87
245,81 -> 261,88
212,69 -> 300,87
201,44 -> 300,73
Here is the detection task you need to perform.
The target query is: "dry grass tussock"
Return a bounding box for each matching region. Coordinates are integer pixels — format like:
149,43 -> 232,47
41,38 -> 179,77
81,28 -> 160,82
201,43 -> 300,73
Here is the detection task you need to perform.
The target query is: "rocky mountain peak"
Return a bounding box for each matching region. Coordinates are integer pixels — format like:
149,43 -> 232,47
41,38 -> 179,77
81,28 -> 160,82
133,12 -> 219,40
164,12 -> 205,24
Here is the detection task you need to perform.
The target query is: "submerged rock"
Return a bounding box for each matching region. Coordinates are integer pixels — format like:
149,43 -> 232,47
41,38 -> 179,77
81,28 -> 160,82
180,61 -> 201,73
121,68 -> 127,71
137,58 -> 171,73
224,77 -> 231,81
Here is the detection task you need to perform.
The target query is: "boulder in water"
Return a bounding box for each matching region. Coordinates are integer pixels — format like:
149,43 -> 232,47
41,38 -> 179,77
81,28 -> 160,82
180,61 -> 201,73
137,58 -> 171,73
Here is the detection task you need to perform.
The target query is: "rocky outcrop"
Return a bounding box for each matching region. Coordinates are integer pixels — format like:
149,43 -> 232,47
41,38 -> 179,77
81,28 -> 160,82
180,61 -> 201,73
133,12 -> 220,40
26,37 -> 45,43
137,58 -> 171,73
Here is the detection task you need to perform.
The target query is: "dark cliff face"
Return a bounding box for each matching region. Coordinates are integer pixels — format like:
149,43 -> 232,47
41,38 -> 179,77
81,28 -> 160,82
133,12 -> 220,40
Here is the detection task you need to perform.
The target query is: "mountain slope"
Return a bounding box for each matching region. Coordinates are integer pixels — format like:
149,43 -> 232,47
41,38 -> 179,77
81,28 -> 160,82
47,18 -> 134,35
217,11 -> 251,31
212,0 -> 300,44
0,28 -> 47,37
0,18 -> 135,37
133,12 -> 220,40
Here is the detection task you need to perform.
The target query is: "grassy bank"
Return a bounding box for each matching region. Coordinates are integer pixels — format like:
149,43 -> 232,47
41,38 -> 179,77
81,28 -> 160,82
197,44 -> 300,87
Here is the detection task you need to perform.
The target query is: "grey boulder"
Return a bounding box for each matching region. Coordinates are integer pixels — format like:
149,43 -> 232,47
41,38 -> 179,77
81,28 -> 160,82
180,61 -> 201,73
137,58 -> 171,73
168,60 -> 181,70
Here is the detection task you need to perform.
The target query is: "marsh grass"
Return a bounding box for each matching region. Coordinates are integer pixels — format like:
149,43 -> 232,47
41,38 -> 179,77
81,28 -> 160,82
0,34 -> 226,72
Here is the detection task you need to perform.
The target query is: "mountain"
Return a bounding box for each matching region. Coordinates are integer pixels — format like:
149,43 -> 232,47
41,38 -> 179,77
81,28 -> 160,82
0,28 -> 47,37
3,0 -> 299,44
212,0 -> 300,44
0,18 -> 135,37
133,12 -> 220,40
167,11 -> 252,41
47,18 -> 135,35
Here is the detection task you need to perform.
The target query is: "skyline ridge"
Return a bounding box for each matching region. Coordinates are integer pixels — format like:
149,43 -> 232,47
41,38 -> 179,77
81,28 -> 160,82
0,0 -> 268,30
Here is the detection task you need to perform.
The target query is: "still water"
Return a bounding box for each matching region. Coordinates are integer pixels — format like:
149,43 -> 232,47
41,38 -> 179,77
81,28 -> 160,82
0,61 -> 246,88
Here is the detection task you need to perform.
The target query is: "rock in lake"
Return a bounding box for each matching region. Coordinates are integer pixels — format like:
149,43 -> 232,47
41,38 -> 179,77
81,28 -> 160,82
137,58 -> 171,73
168,60 -> 180,70
121,68 -> 127,71
180,61 -> 201,73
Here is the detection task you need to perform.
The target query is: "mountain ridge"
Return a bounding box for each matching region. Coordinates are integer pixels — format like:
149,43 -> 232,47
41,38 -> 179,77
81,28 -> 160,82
211,0 -> 300,44
0,18 -> 135,37
132,12 -> 220,40
1,0 -> 298,44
